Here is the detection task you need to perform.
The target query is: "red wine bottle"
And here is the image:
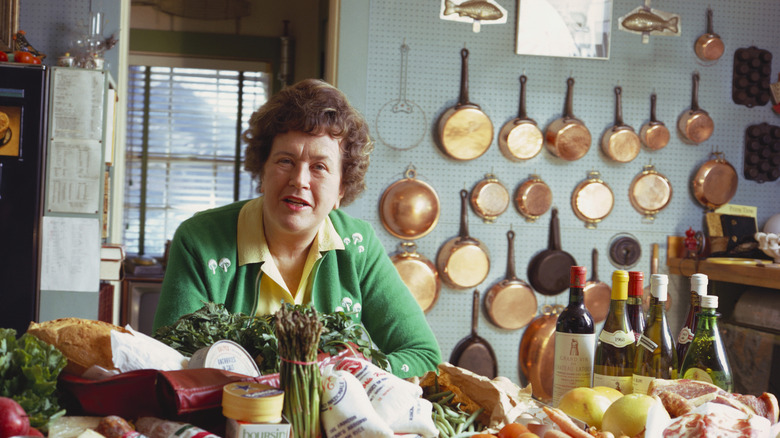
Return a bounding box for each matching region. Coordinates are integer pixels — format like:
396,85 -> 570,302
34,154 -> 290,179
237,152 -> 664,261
627,271 -> 645,343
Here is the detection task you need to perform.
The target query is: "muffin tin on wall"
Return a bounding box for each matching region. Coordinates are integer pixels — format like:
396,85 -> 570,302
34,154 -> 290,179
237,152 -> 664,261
341,0 -> 780,383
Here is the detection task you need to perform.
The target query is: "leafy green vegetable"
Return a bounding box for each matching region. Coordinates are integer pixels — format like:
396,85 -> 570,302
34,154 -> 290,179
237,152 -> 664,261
0,328 -> 67,431
154,302 -> 389,374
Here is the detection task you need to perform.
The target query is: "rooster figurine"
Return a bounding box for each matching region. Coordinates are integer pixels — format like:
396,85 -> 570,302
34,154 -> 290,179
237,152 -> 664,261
13,30 -> 46,59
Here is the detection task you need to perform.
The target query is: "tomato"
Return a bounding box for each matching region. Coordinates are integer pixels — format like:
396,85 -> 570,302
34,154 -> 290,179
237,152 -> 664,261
31,56 -> 41,64
471,434 -> 497,438
0,52 -> 7,62
13,51 -> 33,63
497,423 -> 530,438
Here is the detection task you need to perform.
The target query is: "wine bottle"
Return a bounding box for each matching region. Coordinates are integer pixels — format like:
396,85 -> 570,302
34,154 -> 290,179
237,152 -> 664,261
593,270 -> 635,395
552,266 -> 595,406
676,273 -> 708,367
632,274 -> 678,395
627,271 -> 645,343
679,295 -> 733,392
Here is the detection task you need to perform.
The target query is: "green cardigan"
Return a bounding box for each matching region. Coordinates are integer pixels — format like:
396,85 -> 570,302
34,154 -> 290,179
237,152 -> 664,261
153,199 -> 442,378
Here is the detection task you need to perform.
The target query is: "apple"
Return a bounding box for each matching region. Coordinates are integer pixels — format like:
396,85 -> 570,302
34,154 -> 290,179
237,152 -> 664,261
601,393 -> 658,438
0,397 -> 29,438
26,428 -> 42,437
556,387 -> 612,429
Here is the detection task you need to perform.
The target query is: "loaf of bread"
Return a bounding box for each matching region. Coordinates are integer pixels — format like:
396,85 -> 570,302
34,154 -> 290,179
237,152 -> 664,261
27,317 -> 130,375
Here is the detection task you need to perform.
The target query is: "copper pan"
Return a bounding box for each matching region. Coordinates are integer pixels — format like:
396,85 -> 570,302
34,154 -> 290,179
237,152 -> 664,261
601,86 -> 640,163
629,164 -> 673,220
470,173 -> 510,224
694,8 -> 724,62
639,93 -> 670,150
436,48 -> 493,161
437,189 -> 491,289
391,241 -> 440,313
583,248 -> 610,323
571,171 -> 614,229
518,304 -> 563,403
545,77 -> 591,161
691,151 -> 738,211
677,72 -> 714,144
498,75 -> 543,161
484,230 -> 537,330
515,175 -> 552,222
379,165 -> 440,240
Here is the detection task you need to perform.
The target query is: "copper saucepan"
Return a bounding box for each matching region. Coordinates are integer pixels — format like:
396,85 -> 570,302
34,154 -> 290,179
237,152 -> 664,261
545,77 -> 591,161
583,248 -> 610,323
391,241 -> 440,313
499,75 -> 543,161
515,174 -> 553,223
379,165 -> 440,240
571,171 -> 614,229
694,8 -> 725,62
470,173 -> 510,224
437,189 -> 491,289
484,230 -> 537,330
692,151 -> 738,211
518,304 -> 563,403
678,72 -> 714,144
639,93 -> 670,150
436,48 -> 493,161
601,86 -> 640,163
629,164 -> 673,220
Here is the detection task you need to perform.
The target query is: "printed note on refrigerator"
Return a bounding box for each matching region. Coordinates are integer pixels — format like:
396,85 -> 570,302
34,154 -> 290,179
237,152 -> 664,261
40,216 -> 100,293
46,139 -> 103,214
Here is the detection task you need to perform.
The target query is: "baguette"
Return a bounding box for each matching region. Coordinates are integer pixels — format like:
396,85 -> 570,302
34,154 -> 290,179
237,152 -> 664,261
27,317 -> 129,375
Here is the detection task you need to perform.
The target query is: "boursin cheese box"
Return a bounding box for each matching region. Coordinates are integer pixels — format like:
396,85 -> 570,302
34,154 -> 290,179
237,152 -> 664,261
189,340 -> 261,377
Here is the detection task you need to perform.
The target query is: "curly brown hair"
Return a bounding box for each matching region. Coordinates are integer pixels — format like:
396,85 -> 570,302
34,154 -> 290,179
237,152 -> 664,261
242,79 -> 373,206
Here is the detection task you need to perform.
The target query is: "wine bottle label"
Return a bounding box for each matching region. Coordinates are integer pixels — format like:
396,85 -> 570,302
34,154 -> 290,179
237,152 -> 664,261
683,367 -> 714,384
598,329 -> 635,348
552,332 -> 596,406
677,327 -> 694,345
632,374 -> 655,395
637,334 -> 658,352
593,373 -> 633,395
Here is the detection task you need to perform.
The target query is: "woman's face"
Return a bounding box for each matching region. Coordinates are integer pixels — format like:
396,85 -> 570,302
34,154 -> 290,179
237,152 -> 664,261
260,131 -> 344,244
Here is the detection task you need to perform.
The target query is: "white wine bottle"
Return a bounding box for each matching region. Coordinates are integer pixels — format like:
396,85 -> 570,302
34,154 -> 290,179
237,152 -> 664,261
593,270 -> 635,395
632,274 -> 678,395
680,295 -> 733,392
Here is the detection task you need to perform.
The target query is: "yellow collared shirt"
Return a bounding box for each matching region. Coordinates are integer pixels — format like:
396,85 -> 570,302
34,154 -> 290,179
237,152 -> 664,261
236,197 -> 344,316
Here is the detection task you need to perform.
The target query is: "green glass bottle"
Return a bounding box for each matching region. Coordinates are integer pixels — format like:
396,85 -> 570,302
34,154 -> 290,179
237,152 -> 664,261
632,274 -> 678,395
679,295 -> 733,392
593,270 -> 635,395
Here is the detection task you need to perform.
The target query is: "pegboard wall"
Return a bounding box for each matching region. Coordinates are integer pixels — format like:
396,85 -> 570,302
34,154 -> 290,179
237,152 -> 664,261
337,0 -> 780,384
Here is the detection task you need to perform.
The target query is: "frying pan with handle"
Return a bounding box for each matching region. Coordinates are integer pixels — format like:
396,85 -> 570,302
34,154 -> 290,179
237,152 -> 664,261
484,230 -> 538,330
677,72 -> 714,144
527,208 -> 577,295
545,77 -> 591,161
694,8 -> 725,62
437,189 -> 491,289
583,248 -> 611,323
601,86 -> 640,163
450,289 -> 498,379
640,93 -> 670,150
498,74 -> 543,161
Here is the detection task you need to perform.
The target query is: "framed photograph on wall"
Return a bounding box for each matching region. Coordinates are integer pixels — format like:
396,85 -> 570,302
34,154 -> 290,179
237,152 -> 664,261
516,0 -> 613,59
1,0 -> 19,51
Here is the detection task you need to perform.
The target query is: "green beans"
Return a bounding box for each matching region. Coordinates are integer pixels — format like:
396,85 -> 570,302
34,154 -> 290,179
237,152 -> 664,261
426,389 -> 486,437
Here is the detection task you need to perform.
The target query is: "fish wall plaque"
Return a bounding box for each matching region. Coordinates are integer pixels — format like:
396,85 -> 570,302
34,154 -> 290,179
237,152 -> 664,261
440,0 -> 507,33
619,5 -> 681,44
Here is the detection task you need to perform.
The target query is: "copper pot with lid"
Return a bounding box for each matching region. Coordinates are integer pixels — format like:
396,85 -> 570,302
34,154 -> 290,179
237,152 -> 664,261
629,164 -> 673,220
571,171 -> 614,229
437,189 -> 491,289
379,165 -> 440,240
601,86 -> 641,163
692,151 -> 738,211
390,242 -> 440,313
515,175 -> 552,222
470,173 -> 510,224
545,77 -> 591,161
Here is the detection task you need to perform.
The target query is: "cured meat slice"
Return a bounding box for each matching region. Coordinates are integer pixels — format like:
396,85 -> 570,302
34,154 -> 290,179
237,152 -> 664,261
656,391 -> 695,418
648,379 -> 719,406
734,393 -> 780,424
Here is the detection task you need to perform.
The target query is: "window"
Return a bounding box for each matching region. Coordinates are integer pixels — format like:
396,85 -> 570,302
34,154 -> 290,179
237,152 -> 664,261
123,58 -> 270,256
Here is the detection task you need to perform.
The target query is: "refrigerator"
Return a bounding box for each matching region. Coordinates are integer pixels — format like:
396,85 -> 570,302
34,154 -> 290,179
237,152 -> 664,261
0,63 -> 49,334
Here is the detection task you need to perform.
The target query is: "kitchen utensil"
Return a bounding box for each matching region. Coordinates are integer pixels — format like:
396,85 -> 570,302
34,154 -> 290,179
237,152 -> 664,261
379,165 -> 440,240
583,248 -> 610,323
484,230 -> 537,330
498,74 -> 543,161
470,173 -> 510,223
601,86 -> 641,163
545,77 -> 591,161
527,208 -> 577,296
390,241 -> 440,313
437,189 -> 491,289
514,174 -> 552,222
608,232 -> 642,269
450,289 -> 498,379
640,93 -> 670,150
694,8 -> 724,63
376,42 -> 427,151
678,72 -> 714,144
571,171 -> 614,228
629,164 -> 673,220
692,152 -> 738,211
518,304 -> 563,403
436,48 -> 493,161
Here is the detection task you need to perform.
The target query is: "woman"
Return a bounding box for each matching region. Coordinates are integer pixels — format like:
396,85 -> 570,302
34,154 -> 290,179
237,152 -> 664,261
153,79 -> 441,377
